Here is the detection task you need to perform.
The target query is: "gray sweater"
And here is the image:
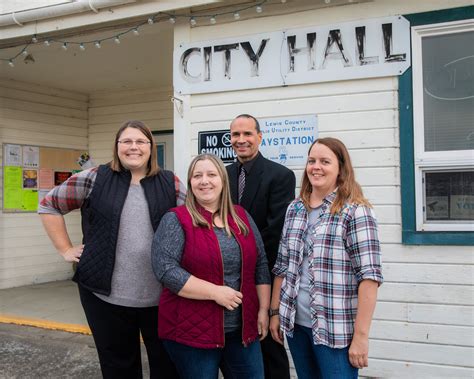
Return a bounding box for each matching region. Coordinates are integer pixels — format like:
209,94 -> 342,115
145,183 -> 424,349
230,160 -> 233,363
95,184 -> 161,307
152,211 -> 271,332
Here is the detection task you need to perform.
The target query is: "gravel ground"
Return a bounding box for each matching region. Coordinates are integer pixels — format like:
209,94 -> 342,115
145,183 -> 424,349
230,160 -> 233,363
0,323 -> 150,379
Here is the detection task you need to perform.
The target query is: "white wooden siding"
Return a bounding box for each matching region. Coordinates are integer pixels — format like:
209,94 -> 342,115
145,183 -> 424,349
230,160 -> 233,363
0,79 -> 88,289
88,86 -> 173,163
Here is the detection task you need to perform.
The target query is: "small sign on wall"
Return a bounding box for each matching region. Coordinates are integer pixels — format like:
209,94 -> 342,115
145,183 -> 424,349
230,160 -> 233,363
260,115 -> 318,167
198,130 -> 237,164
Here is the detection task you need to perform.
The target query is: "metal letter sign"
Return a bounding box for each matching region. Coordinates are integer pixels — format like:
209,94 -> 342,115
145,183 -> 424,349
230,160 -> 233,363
174,16 -> 410,94
198,130 -> 237,164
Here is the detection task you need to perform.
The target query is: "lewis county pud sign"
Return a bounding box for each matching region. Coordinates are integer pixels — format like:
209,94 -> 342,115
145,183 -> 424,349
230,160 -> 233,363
174,15 -> 410,94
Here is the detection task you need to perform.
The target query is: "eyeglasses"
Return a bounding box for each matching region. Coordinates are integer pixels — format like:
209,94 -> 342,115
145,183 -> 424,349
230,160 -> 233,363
117,139 -> 151,147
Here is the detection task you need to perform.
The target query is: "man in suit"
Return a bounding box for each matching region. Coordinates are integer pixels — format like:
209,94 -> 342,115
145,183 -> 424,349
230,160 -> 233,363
226,114 -> 295,379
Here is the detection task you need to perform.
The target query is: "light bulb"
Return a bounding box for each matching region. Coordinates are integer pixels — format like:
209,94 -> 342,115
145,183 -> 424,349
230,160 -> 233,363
62,43 -> 68,50
190,17 -> 197,27
133,28 -> 139,36
79,43 -> 86,50
32,35 -> 38,43
169,16 -> 176,24
22,49 -> 28,56
234,12 -> 240,20
256,5 -> 263,13
44,40 -> 51,46
95,41 -> 101,49
114,36 -> 121,44
210,16 -> 216,24
148,17 -> 154,25
8,60 -> 14,67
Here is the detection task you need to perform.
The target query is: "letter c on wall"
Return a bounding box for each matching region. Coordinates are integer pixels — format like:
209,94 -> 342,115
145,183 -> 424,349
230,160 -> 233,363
180,47 -> 201,83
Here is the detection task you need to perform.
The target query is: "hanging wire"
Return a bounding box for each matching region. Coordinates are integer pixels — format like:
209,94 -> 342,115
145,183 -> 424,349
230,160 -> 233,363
1,0 -> 271,67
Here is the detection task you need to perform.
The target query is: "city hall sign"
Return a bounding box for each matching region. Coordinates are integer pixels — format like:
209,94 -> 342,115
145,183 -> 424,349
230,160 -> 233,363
174,16 -> 410,94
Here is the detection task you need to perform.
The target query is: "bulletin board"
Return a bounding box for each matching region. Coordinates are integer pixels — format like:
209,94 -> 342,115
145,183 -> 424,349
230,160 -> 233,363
2,144 -> 87,213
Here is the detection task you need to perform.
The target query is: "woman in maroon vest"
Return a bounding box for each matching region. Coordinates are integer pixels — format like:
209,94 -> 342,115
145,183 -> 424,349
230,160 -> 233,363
152,153 -> 271,379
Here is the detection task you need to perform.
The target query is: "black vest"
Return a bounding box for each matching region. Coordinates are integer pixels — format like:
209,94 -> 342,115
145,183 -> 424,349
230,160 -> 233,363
73,164 -> 176,295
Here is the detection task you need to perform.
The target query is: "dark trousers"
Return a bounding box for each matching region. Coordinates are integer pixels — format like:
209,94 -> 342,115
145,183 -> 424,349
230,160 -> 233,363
78,285 -> 178,379
262,273 -> 290,379
260,333 -> 291,379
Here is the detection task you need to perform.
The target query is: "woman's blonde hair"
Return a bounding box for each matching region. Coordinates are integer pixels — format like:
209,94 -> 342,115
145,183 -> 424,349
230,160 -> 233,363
300,137 -> 371,213
110,120 -> 160,176
186,154 -> 248,236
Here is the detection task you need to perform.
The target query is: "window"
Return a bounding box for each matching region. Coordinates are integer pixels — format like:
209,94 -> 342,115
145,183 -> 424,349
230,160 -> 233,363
400,7 -> 474,244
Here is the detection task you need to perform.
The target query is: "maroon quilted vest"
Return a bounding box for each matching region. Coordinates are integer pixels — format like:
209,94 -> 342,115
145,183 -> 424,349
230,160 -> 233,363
158,205 -> 259,349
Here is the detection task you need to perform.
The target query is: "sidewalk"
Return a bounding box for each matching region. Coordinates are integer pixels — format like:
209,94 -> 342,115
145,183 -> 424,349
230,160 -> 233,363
0,280 -> 89,334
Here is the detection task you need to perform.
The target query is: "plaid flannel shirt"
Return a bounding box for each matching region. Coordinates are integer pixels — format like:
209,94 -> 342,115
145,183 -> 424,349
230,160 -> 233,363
273,192 -> 383,348
38,166 -> 186,215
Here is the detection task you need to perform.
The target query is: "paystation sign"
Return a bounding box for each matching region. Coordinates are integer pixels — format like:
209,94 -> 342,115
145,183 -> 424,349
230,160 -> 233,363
175,16 -> 410,94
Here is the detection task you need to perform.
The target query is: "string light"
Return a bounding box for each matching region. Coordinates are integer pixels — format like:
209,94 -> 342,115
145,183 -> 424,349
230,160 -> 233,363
1,1 -> 271,67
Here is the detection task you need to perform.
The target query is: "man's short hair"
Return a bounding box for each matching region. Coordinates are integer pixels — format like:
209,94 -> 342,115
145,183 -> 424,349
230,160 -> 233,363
232,114 -> 261,133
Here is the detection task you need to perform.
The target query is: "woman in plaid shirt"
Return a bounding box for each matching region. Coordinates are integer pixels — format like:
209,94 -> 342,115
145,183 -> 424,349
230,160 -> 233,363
269,138 -> 383,379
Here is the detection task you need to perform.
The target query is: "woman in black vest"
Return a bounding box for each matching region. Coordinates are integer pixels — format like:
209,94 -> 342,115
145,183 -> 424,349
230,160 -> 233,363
39,120 -> 184,378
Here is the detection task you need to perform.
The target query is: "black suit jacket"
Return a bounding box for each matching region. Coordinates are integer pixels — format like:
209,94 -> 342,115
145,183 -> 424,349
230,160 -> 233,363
227,153 -> 296,271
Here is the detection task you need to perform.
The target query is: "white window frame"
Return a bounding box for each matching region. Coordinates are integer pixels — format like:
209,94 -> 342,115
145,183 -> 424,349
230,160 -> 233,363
412,20 -> 474,232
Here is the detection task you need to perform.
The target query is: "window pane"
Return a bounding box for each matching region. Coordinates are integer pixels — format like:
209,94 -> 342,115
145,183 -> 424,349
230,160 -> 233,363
425,170 -> 474,222
422,31 -> 474,152
156,143 -> 165,169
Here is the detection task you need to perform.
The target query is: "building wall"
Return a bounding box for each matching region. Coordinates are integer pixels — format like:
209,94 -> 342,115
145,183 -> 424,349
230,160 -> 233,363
88,86 -> 173,162
174,1 -> 473,377
0,79 -> 88,289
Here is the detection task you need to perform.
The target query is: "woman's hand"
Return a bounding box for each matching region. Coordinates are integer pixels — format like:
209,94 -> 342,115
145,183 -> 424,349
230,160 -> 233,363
61,245 -> 84,263
213,286 -> 243,310
257,308 -> 269,340
269,314 -> 284,345
348,334 -> 369,369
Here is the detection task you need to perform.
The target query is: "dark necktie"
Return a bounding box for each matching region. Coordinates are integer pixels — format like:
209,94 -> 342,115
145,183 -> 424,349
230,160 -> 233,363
238,166 -> 246,204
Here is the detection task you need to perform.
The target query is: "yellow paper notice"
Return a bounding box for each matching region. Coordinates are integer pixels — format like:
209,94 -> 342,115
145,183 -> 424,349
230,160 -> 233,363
4,166 -> 22,188
21,190 -> 39,211
4,188 -> 22,209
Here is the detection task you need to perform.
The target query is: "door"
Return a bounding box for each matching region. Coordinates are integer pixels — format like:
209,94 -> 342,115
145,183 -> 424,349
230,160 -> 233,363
153,131 -> 174,171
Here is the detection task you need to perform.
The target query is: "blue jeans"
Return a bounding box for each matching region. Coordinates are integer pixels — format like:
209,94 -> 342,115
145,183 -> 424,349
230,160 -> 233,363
286,324 -> 358,379
163,330 -> 264,379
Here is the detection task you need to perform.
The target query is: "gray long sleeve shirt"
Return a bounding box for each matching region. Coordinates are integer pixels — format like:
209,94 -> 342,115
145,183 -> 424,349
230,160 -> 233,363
152,210 -> 271,332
